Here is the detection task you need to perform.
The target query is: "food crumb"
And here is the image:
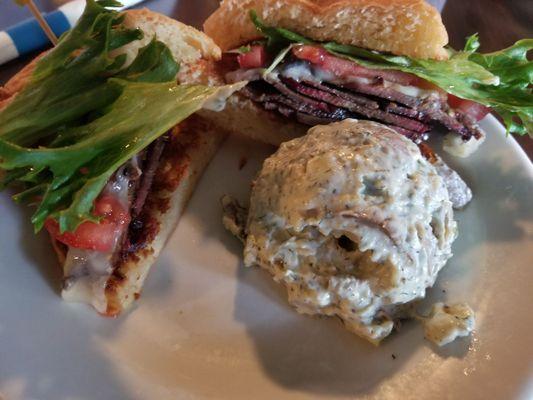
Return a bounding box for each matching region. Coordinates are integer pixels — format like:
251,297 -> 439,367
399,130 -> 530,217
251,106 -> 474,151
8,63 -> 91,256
238,156 -> 248,170
422,302 -> 475,346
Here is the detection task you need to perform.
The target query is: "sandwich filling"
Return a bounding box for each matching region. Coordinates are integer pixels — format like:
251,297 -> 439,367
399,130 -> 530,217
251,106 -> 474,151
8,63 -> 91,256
225,45 -> 487,145
221,12 -> 532,153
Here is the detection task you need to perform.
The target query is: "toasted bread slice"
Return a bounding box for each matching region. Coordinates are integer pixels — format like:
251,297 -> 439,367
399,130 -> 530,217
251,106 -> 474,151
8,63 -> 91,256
51,116 -> 226,316
103,116 -> 225,315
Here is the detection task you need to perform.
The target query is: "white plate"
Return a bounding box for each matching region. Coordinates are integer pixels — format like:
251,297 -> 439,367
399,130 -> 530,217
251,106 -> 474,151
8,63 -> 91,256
0,115 -> 532,400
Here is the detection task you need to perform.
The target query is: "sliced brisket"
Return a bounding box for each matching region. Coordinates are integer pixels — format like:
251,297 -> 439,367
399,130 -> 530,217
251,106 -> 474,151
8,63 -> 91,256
244,82 -> 349,122
235,60 -> 483,142
343,79 -> 421,108
281,77 -> 431,134
112,134 -> 169,259
130,136 -> 167,219
302,79 -> 380,109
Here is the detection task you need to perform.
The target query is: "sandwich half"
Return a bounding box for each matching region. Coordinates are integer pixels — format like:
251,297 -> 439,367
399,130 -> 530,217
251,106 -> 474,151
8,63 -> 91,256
0,1 -> 241,316
204,0 -> 532,154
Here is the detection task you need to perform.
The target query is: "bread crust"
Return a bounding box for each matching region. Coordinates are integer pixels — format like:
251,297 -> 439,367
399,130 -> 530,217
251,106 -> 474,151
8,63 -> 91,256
0,54 -> 44,109
122,9 -> 221,62
104,116 -> 227,316
115,9 -> 222,83
204,0 -> 449,60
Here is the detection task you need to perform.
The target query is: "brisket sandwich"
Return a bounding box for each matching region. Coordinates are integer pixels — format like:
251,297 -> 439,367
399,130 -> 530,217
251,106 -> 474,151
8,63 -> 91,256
204,0 -> 531,156
0,1 -> 242,316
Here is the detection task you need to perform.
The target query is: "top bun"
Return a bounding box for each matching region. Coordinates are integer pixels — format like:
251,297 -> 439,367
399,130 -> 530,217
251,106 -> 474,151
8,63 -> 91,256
204,0 -> 449,60
118,9 -> 221,66
116,9 -> 222,84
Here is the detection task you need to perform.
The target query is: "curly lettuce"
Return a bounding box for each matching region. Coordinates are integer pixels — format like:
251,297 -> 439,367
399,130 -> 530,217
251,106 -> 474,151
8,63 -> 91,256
251,11 -> 532,136
0,0 -> 237,233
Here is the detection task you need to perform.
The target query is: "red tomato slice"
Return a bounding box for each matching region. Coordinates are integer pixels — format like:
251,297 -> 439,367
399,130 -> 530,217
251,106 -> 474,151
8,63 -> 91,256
292,45 -> 326,64
448,94 -> 490,121
45,195 -> 130,252
237,45 -> 267,69
292,45 -> 420,85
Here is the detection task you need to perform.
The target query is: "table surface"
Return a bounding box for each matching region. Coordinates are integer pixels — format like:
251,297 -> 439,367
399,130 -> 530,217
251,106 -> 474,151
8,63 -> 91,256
0,0 -> 531,159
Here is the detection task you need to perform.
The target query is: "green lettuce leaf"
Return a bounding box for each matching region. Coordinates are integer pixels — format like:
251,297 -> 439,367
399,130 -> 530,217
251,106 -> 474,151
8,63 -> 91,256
1,81 -> 236,233
0,0 -> 154,145
0,0 -> 238,233
250,10 -> 311,53
250,11 -> 532,136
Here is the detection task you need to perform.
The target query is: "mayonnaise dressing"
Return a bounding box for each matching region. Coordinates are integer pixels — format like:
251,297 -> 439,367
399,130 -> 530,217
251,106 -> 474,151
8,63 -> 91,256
243,120 -> 458,344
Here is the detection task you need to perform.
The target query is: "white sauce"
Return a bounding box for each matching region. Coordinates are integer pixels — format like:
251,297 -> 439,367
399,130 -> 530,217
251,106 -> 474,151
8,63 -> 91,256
62,249 -> 115,313
280,62 -> 317,82
422,302 -> 475,346
244,120 -> 457,344
443,131 -> 486,158
201,82 -> 247,111
339,75 -> 436,99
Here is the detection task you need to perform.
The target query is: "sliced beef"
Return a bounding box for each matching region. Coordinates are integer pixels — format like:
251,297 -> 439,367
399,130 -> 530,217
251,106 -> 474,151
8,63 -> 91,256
302,79 -> 380,109
419,143 -> 472,209
233,60 -> 483,142
113,134 -> 169,259
391,126 -> 429,142
455,112 -> 483,140
130,136 -> 167,219
284,78 -> 375,111
243,82 -> 349,122
343,79 -> 420,108
263,75 -> 335,114
264,101 -> 295,118
241,76 -> 432,140
295,111 -> 344,126
281,77 -> 431,134
385,102 -> 426,120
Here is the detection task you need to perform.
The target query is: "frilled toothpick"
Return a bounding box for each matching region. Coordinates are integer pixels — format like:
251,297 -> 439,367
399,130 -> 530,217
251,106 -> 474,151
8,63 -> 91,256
15,0 -> 58,45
